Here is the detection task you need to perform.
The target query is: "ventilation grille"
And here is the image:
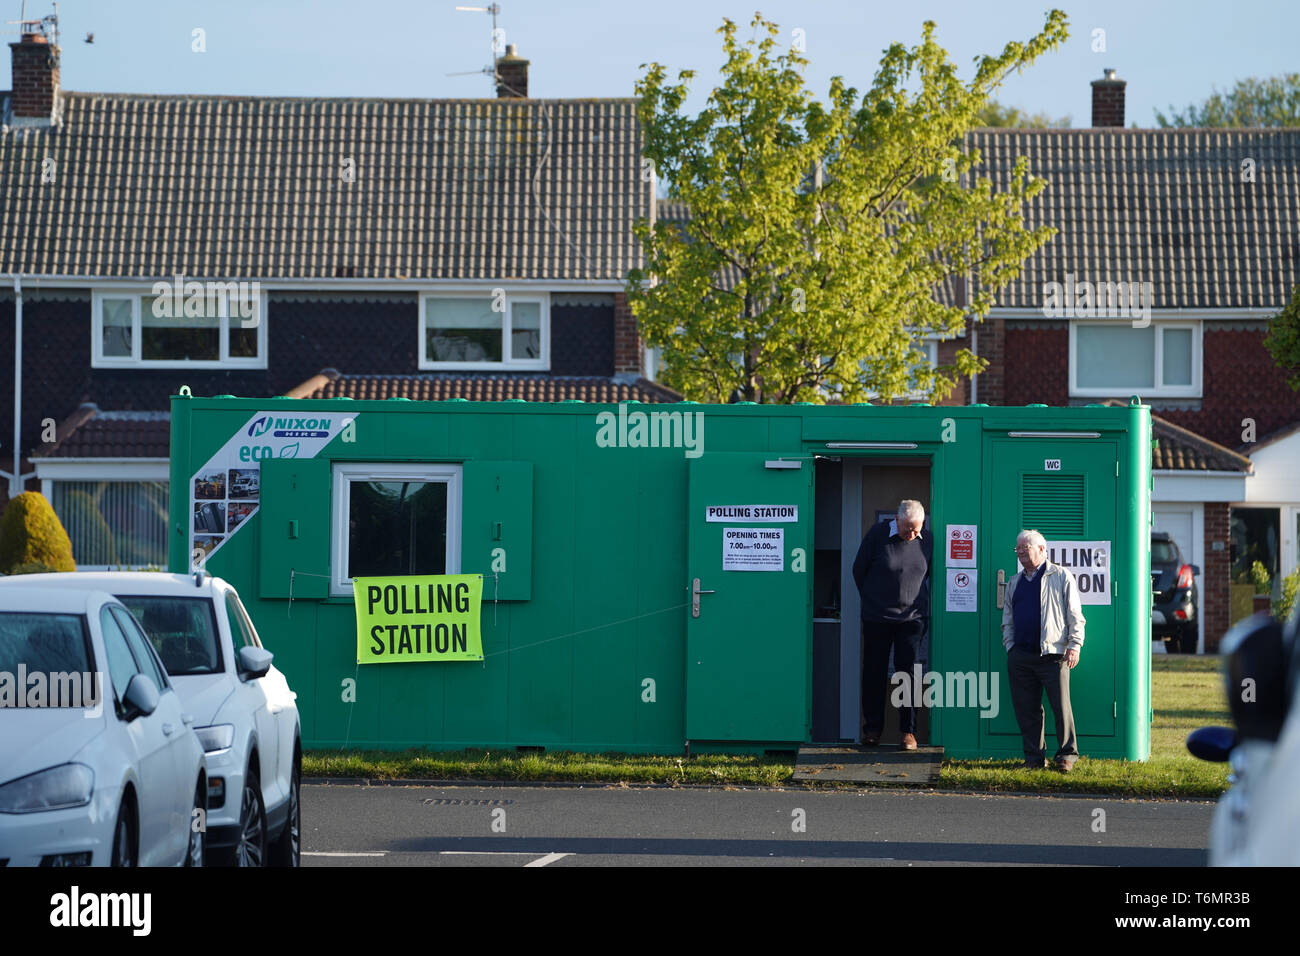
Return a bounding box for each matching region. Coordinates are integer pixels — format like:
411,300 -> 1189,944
1022,474 -> 1084,536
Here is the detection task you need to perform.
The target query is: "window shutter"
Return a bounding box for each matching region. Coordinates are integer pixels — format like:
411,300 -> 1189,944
258,458 -> 331,598
1021,474 -> 1085,537
461,461 -> 533,600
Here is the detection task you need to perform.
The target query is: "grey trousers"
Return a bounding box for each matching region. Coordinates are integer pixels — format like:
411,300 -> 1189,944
1007,645 -> 1078,764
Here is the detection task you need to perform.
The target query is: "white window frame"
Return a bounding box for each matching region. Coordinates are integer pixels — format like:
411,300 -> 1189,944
858,334 -> 941,402
1069,320 -> 1202,398
330,462 -> 463,597
418,290 -> 550,371
91,288 -> 268,369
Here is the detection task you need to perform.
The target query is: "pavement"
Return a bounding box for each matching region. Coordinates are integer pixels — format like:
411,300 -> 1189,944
301,781 -> 1213,866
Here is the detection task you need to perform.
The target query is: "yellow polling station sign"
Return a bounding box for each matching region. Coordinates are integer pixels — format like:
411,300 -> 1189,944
353,574 -> 484,663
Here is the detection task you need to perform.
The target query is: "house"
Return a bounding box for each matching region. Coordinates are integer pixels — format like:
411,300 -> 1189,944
1,22 -> 671,567
654,71 -> 1300,651
945,71 -> 1300,650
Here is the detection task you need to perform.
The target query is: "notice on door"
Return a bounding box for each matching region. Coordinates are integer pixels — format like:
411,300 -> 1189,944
722,527 -> 784,571
946,569 -> 977,612
946,524 -> 977,568
1046,540 -> 1111,605
706,505 -> 798,522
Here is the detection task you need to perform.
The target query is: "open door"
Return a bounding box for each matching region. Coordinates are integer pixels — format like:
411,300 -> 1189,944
685,452 -> 814,742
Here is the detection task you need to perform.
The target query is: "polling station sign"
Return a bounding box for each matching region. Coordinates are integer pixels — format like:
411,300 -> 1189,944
1046,541 -> 1111,605
353,574 -> 484,663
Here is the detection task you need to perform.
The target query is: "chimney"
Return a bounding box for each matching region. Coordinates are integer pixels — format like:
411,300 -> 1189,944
9,24 -> 61,122
1090,68 -> 1125,128
496,44 -> 529,99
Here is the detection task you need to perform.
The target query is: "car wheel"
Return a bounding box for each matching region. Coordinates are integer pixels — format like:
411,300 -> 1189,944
234,769 -> 267,867
185,779 -> 206,867
110,800 -> 136,867
1177,626 -> 1197,654
269,757 -> 301,867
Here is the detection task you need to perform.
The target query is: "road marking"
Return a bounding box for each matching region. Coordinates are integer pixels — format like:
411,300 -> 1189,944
524,852 -> 571,867
303,851 -> 387,857
440,850 -> 540,855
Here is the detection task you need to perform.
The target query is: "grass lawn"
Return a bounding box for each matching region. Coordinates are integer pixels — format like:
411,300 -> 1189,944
303,655 -> 1232,797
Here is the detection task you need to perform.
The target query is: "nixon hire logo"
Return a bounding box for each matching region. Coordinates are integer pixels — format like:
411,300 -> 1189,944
595,403 -> 704,458
248,416 -> 332,440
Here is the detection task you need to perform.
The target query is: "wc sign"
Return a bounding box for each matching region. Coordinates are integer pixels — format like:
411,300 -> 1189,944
1046,540 -> 1111,605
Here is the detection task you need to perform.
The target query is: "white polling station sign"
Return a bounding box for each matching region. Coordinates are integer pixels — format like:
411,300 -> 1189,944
1046,540 -> 1111,605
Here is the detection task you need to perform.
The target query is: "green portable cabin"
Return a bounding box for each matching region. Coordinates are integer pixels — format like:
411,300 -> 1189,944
169,393 -> 1153,760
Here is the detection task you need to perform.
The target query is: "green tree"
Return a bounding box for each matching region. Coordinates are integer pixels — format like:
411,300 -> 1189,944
1155,74 -> 1300,127
627,11 -> 1068,403
1264,284 -> 1300,391
0,491 -> 76,574
974,99 -> 1070,128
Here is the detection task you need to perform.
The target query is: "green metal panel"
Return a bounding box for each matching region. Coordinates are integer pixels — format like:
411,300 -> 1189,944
461,461 -> 533,600
258,458 -> 331,599
985,438 -> 1118,747
685,452 -> 814,741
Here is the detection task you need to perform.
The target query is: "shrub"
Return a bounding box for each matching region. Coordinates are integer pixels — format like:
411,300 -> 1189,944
1276,567 -> 1300,625
1249,560 -> 1271,595
0,492 -> 76,574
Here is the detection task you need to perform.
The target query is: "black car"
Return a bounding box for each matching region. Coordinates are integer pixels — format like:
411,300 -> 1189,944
1152,531 -> 1199,652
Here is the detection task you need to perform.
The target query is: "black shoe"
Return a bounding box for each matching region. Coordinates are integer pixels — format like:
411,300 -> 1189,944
1022,760 -> 1045,769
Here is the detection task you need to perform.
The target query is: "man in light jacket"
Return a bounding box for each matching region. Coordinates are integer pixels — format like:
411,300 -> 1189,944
1001,529 -> 1085,771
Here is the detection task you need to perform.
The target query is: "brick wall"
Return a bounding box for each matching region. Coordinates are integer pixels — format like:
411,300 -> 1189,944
9,40 -> 60,118
935,335 -> 969,406
1003,324 -> 1069,406
976,318 -> 1006,405
612,292 -> 643,375
1203,502 -> 1232,653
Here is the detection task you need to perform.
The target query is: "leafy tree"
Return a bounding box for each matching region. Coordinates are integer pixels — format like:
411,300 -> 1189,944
1264,284 -> 1300,391
1155,74 -> 1300,127
975,100 -> 1070,128
0,491 -> 76,574
627,11 -> 1068,403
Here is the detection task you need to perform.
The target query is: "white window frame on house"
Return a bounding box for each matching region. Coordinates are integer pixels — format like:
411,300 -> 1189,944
91,288 -> 268,369
857,333 -> 941,402
37,460 -> 170,571
418,289 -> 550,371
1069,320 -> 1202,398
330,462 -> 463,597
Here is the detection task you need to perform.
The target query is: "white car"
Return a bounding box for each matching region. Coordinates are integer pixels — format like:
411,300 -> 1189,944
1188,607 -> 1300,864
0,572 -> 300,867
0,586 -> 206,866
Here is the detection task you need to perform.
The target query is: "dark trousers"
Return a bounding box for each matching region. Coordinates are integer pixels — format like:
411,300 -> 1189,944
861,618 -> 927,737
1007,645 -> 1079,763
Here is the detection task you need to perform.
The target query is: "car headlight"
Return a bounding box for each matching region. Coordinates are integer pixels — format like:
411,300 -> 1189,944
195,724 -> 235,755
0,763 -> 94,813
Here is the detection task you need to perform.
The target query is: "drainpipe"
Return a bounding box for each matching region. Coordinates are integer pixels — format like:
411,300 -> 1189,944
970,326 -> 978,404
6,274 -> 34,498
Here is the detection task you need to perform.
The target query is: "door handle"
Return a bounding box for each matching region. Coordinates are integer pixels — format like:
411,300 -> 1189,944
691,578 -> 716,618
181,713 -> 195,726
162,723 -> 176,736
996,569 -> 1006,610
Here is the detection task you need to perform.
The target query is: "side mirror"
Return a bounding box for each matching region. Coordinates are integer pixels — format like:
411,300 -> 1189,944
1190,564 -> 1201,577
238,645 -> 274,680
1220,612 -> 1287,742
122,673 -> 160,720
1186,725 -> 1236,762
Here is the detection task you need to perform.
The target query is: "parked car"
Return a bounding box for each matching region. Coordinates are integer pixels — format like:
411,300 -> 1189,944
1187,606 -> 1300,864
0,572 -> 300,867
1152,532 -> 1199,653
0,586 -> 206,866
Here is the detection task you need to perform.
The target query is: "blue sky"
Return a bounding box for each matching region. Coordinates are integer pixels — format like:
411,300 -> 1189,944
24,0 -> 1300,126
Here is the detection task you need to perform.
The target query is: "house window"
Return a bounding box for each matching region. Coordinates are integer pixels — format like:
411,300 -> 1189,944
49,480 -> 169,569
858,335 -> 941,402
1070,322 -> 1201,398
419,292 -> 549,370
91,288 -> 266,369
330,463 -> 463,596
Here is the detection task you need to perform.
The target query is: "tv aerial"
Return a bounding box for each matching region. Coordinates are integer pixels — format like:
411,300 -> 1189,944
448,4 -> 505,95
